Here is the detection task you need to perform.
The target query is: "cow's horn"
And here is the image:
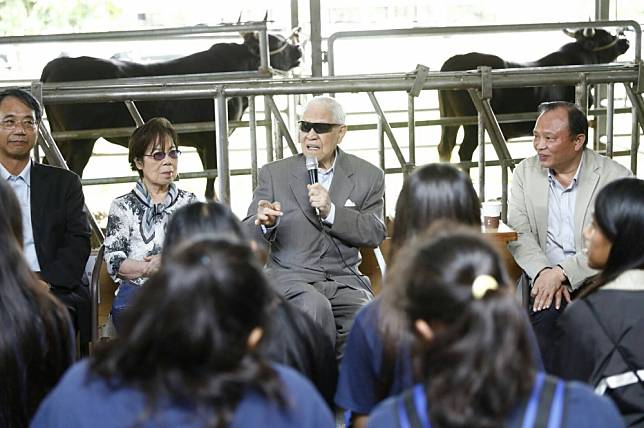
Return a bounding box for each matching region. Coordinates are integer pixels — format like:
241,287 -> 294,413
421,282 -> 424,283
290,26 -> 302,43
237,13 -> 242,24
263,11 -> 268,22
563,28 -> 577,38
583,27 -> 596,38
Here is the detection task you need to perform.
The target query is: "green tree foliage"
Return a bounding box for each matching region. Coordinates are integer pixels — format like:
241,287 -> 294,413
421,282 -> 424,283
0,0 -> 126,36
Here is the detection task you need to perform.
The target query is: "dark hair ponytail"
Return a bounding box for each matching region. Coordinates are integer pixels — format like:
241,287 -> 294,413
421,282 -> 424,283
378,164 -> 480,399
91,239 -> 284,428
390,229 -> 536,428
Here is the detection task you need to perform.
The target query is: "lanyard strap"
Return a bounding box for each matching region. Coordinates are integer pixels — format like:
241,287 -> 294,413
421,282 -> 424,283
397,385 -> 431,428
398,374 -> 563,428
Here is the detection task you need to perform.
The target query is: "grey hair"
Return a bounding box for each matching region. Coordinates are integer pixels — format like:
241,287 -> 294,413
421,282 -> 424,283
304,96 -> 346,125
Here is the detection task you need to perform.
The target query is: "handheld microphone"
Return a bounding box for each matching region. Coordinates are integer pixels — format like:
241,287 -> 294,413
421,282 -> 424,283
305,156 -> 320,217
305,155 -> 318,185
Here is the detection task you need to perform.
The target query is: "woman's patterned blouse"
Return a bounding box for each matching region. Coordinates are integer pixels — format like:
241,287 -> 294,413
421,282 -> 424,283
103,188 -> 197,285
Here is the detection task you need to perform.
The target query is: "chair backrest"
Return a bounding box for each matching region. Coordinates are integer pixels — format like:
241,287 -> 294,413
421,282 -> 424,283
359,239 -> 391,295
89,245 -> 118,349
89,245 -> 104,345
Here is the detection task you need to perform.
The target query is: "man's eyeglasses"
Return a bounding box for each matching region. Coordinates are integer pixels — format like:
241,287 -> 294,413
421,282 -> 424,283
144,149 -> 181,161
298,121 -> 342,134
0,118 -> 38,131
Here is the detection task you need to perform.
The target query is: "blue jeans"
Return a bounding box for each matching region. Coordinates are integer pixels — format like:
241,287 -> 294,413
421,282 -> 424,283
111,280 -> 141,334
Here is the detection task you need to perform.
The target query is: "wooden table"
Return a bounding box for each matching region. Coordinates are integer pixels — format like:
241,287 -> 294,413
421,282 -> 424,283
481,221 -> 522,283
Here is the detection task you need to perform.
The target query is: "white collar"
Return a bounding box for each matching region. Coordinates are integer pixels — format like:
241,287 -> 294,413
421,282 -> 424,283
0,159 -> 32,185
601,270 -> 644,291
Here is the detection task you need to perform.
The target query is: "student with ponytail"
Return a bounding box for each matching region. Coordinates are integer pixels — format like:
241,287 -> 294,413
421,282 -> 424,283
367,229 -> 624,428
31,238 -> 334,428
336,164 -> 542,428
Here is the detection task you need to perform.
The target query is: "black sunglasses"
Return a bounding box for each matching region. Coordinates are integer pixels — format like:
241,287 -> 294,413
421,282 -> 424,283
144,149 -> 181,161
298,121 -> 342,134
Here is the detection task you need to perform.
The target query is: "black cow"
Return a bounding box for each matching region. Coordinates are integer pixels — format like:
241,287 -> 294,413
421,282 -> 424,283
438,28 -> 630,162
41,30 -> 302,199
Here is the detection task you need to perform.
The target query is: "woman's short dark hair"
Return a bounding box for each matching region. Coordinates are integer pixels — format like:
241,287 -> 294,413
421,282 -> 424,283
583,177 -> 644,295
389,228 -> 535,428
0,179 -> 24,244
538,101 -> 588,148
0,202 -> 74,425
128,117 -> 179,177
391,163 -> 481,261
91,238 -> 284,427
0,88 -> 42,122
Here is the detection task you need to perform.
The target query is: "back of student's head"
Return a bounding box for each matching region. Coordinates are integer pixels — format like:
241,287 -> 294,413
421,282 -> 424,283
390,227 -> 535,428
163,201 -> 246,250
391,163 -> 480,260
586,177 -> 644,292
163,201 -> 337,405
0,191 -> 73,426
92,238 -> 282,428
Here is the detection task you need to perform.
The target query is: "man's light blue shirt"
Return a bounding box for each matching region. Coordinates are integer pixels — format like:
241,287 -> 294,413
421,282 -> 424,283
317,152 -> 337,225
0,160 -> 41,271
545,152 -> 584,267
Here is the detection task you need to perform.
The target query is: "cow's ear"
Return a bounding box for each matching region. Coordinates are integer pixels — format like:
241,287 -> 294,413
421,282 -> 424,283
241,32 -> 258,44
241,32 -> 260,56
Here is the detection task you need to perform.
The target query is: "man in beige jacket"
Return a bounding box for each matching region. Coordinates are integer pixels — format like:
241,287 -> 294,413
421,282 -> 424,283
508,101 -> 631,368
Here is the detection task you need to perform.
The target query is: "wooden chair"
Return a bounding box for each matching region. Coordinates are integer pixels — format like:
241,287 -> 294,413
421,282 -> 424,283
359,238 -> 391,296
89,245 -> 117,351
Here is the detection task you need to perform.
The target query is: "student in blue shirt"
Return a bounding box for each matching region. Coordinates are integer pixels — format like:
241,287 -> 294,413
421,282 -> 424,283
31,238 -> 334,428
366,228 -> 624,428
336,164 -> 542,427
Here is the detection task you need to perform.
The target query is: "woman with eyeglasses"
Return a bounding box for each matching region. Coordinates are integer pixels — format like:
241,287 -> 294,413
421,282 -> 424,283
103,117 -> 196,333
552,178 -> 644,427
367,228 -> 624,428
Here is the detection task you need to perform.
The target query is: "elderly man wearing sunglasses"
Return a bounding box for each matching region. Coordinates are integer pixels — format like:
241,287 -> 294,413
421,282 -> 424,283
243,96 -> 386,359
103,117 -> 197,333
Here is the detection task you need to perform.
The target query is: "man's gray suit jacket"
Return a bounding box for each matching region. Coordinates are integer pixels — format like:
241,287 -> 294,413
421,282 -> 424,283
242,149 -> 386,290
507,148 -> 632,289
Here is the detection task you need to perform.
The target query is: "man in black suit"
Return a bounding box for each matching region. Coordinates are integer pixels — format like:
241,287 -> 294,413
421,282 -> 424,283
0,88 -> 91,348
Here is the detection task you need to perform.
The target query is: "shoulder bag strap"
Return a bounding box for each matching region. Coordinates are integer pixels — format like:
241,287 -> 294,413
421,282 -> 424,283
584,299 -> 644,391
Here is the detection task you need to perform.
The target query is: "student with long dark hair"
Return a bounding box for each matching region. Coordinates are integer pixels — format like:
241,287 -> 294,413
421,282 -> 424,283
0,179 -> 75,427
553,177 -> 644,427
388,163 -> 481,261
31,238 -> 334,428
163,201 -> 338,406
367,229 -> 624,428
335,163 -> 482,427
